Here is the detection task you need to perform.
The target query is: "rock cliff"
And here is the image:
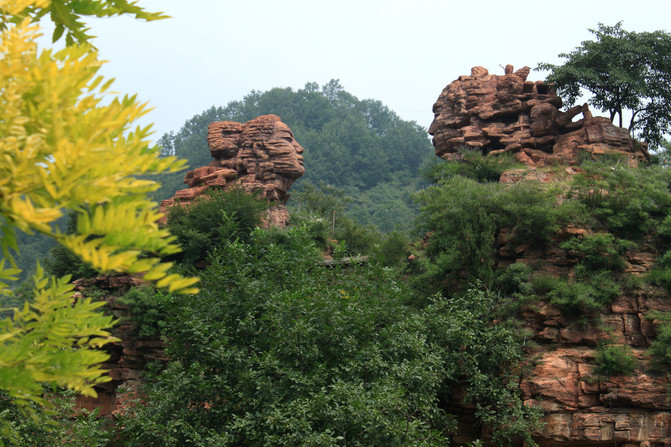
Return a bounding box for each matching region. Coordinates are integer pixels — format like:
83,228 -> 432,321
430,66 -> 670,447
72,276 -> 162,418
509,234 -> 670,446
429,65 -> 650,167
160,114 -> 305,227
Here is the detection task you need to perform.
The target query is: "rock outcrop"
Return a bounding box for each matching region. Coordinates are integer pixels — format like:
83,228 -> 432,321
508,236 -> 670,446
72,276 -> 163,418
430,65 -> 669,446
160,114 -> 305,227
429,65 -> 650,167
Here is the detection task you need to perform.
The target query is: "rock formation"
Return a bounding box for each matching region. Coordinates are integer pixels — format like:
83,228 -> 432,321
430,65 -> 669,446
160,114 -> 305,227
429,65 -> 650,167
507,235 -> 670,446
72,275 -> 163,418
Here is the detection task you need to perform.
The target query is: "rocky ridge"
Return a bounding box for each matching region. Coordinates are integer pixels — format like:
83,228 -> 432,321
72,275 -> 160,418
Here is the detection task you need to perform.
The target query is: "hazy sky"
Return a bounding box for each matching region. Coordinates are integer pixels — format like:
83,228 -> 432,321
68,0 -> 671,141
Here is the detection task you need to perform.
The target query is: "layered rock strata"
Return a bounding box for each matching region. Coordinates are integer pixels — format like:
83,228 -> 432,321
504,234 -> 670,446
429,65 -> 668,446
160,114 -> 305,227
429,65 -> 650,167
72,276 -> 162,418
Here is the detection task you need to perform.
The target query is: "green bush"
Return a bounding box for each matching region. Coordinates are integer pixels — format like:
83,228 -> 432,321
414,176 -> 558,293
334,216 -> 381,256
592,343 -> 636,378
548,281 -> 602,316
560,233 -> 634,272
0,390 -> 111,447
118,287 -> 175,338
167,187 -> 268,264
116,228 -> 541,446
495,262 -> 532,297
531,274 -> 563,295
424,148 -> 520,183
495,182 -> 558,246
649,250 -> 671,292
370,231 -> 410,267
646,311 -> 671,371
545,274 -> 619,317
572,164 -> 671,239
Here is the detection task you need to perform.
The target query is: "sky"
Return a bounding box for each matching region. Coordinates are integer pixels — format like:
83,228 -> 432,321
61,0 -> 671,141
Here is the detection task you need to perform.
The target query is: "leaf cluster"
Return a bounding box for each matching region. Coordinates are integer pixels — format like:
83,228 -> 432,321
0,1 -> 196,439
591,342 -> 637,378
1,0 -> 168,46
645,311 -> 671,371
413,175 -> 558,292
166,188 -> 268,265
0,266 -> 117,409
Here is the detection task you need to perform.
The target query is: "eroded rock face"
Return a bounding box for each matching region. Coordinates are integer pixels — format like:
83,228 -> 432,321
160,114 -> 304,227
72,276 -> 163,418
429,65 -> 650,167
495,232 -> 671,446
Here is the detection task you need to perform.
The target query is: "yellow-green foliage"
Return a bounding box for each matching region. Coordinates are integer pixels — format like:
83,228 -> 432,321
0,2 -> 198,295
0,0 -> 197,438
0,265 -> 115,404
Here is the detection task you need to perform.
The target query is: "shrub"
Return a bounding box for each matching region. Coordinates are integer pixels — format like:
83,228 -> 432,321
531,274 -> 563,295
548,281 -> 603,316
495,262 -> 532,297
572,164 -> 671,239
415,176 -> 501,289
561,233 -> 635,272
118,287 -> 175,338
167,188 -> 268,264
495,182 -> 559,246
0,390 -> 111,447
116,229 -> 541,446
649,250 -> 671,292
592,343 -> 636,378
646,311 -> 671,371
370,231 -> 410,267
424,148 -> 520,183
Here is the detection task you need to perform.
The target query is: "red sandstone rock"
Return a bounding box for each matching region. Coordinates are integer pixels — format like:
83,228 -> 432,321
73,276 -> 164,418
160,114 -> 305,227
429,65 -> 650,171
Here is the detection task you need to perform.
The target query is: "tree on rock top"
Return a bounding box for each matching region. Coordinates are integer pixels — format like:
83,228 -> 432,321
538,22 -> 671,148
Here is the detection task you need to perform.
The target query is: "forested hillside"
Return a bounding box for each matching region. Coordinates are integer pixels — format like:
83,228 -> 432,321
1,83 -> 432,287
155,80 -> 435,232
5,4 -> 671,445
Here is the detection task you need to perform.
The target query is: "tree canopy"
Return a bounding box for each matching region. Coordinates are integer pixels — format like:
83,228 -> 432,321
538,22 -> 671,148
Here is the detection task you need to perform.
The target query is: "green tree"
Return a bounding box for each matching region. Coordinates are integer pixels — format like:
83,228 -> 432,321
0,0 -> 196,441
538,22 -> 671,148
117,227 -> 540,446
